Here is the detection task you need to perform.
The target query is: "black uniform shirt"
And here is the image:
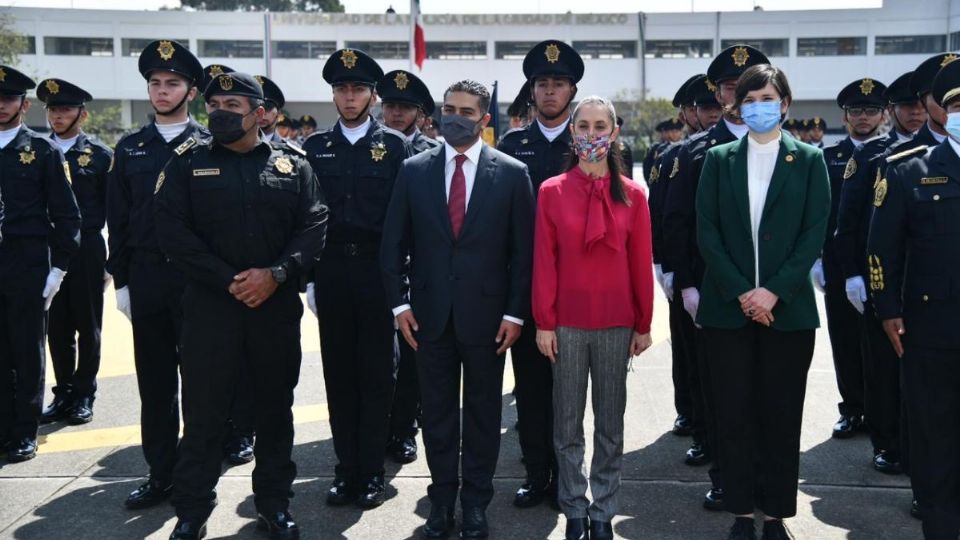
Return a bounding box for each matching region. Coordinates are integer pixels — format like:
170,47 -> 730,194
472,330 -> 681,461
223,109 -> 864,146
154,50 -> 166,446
498,120 -> 572,196
56,132 -> 112,231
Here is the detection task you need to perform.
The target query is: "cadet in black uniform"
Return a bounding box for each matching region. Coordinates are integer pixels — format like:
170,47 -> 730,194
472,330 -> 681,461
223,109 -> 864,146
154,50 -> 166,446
299,114 -> 317,141
497,39 -> 583,510
868,56 -> 960,540
662,45 -> 769,511
303,48 -> 410,509
256,74 -> 287,145
200,64 -> 233,95
642,120 -> 669,182
106,40 -> 207,509
818,78 -> 888,441
0,66 -> 81,463
615,116 -> 635,176
807,117 -> 826,148
884,71 -> 928,145
36,78 -> 112,427
375,68 -> 439,465
156,71 -> 328,540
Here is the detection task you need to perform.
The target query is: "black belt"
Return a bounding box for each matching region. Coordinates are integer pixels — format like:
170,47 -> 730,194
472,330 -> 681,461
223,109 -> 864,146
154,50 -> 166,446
327,242 -> 380,257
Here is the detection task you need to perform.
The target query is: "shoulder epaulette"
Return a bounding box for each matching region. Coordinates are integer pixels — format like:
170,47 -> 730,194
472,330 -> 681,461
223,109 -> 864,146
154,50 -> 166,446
283,139 -> 306,156
886,145 -> 927,163
174,137 -> 198,156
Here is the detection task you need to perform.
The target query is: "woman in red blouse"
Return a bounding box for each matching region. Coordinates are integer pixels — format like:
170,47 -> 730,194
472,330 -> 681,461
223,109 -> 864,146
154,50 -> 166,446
532,96 -> 654,540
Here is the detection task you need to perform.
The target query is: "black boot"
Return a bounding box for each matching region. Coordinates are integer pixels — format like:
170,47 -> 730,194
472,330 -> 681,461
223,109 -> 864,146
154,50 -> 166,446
256,510 -> 300,540
357,474 -> 386,509
41,392 -> 74,424
68,396 -> 95,425
125,479 -> 172,509
169,519 -> 207,540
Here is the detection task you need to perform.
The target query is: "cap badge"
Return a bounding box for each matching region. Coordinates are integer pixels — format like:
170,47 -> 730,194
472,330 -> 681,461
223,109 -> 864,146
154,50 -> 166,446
732,47 -> 749,67
341,49 -> 358,69
208,65 -> 224,78
860,78 -> 875,96
218,75 -> 233,91
942,53 -> 958,67
394,71 -> 409,90
157,40 -> 175,62
545,43 -> 561,64
45,80 -> 60,94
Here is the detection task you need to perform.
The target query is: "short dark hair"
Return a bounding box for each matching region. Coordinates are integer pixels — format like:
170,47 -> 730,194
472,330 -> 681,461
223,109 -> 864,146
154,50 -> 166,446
734,64 -> 792,111
443,79 -> 491,113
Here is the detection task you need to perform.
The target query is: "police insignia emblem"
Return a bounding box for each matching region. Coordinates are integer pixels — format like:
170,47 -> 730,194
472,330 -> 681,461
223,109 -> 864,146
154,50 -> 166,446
208,65 -> 225,78
705,79 -> 717,92
218,75 -> 233,91
669,157 -> 680,179
371,142 -> 387,162
154,171 -> 166,194
19,149 -> 35,165
859,78 -> 875,95
275,157 -> 294,174
843,157 -> 857,180
45,80 -> 60,94
942,53 -> 958,67
63,161 -> 72,184
874,177 -> 887,207
732,47 -> 749,67
394,71 -> 409,90
545,43 -> 561,64
341,49 -> 358,69
157,40 -> 175,61
77,154 -> 92,167
254,75 -> 265,86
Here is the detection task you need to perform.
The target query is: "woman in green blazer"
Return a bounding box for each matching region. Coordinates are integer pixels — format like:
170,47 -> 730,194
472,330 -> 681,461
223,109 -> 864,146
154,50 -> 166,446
695,65 -> 830,540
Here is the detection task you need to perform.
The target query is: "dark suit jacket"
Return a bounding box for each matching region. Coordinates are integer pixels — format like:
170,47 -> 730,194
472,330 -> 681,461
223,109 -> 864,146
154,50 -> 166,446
695,134 -> 830,331
380,143 -> 535,345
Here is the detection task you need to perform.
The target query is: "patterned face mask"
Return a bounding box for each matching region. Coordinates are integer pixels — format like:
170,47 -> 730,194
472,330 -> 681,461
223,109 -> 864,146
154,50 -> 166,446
573,133 -> 612,163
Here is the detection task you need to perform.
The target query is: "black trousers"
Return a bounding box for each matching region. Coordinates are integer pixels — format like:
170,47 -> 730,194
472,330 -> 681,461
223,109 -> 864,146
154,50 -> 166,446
314,251 -> 396,482
128,253 -> 184,485
0,237 -> 49,441
511,322 -> 557,482
902,344 -> 960,540
862,305 -> 902,457
823,282 -> 865,417
173,283 -> 302,522
48,231 -> 106,399
668,299 -> 693,418
418,318 -> 505,509
704,324 -> 814,518
390,335 -> 421,440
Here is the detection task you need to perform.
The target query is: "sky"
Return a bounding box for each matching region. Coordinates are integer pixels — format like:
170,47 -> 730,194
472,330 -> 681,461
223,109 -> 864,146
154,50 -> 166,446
0,0 -> 884,12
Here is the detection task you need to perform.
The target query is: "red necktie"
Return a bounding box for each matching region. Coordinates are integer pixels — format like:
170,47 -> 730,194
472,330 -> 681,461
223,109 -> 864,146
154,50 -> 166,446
448,154 -> 467,238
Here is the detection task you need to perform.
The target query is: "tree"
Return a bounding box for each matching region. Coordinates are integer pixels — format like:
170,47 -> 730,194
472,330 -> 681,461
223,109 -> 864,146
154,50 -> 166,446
614,89 -> 679,157
84,105 -> 123,147
0,12 -> 27,66
178,0 -> 344,11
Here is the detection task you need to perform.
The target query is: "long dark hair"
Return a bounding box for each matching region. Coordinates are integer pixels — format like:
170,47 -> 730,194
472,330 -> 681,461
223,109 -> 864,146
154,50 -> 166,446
564,96 -> 630,205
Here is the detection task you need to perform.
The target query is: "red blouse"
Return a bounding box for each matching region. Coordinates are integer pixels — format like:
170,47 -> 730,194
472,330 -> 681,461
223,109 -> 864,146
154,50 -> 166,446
533,166 -> 654,334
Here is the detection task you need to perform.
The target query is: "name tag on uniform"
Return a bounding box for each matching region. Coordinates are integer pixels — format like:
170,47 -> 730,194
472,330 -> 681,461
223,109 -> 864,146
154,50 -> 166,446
315,153 -> 335,159
192,168 -> 221,176
920,176 -> 949,185
514,151 -> 536,157
127,150 -> 148,157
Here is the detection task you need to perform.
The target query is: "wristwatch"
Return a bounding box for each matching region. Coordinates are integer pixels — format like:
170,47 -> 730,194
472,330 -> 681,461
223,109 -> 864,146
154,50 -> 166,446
270,265 -> 288,284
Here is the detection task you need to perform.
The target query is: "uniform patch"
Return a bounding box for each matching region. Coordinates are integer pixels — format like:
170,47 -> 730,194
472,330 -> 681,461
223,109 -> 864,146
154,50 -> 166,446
63,161 -> 72,184
108,155 -> 115,173
274,157 -> 294,174
154,171 -> 166,194
868,255 -> 884,291
842,157 -> 857,180
192,168 -> 220,176
77,154 -> 92,167
371,142 -> 387,162
920,176 -> 949,185
669,157 -> 679,179
649,164 -> 660,183
19,149 -> 35,164
544,43 -> 561,63
874,177 -> 887,207
174,137 -> 197,156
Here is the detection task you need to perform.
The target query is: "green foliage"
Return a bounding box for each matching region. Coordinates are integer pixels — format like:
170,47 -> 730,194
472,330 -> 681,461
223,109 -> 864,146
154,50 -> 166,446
178,0 -> 344,11
0,12 -> 27,66
84,105 -> 123,147
613,89 -> 679,156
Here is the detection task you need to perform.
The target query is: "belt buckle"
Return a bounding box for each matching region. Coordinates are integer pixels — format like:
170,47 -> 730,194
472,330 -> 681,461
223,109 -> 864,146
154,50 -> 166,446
345,243 -> 360,256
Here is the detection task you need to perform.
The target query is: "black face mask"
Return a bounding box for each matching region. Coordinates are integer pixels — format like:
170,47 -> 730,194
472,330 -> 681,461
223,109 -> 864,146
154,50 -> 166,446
209,109 -> 254,144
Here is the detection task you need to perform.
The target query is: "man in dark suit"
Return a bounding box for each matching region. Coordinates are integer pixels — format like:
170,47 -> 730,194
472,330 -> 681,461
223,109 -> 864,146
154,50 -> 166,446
380,79 -> 535,539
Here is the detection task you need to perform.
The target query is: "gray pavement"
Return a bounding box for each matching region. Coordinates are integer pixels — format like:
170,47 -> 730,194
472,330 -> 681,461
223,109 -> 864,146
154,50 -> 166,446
0,296 -> 920,539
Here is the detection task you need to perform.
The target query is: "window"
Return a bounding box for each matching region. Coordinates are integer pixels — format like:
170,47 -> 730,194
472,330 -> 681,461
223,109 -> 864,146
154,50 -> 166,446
875,35 -> 946,55
344,41 -> 407,60
19,36 -> 36,55
44,37 -> 114,57
720,38 -> 788,57
122,38 -> 188,57
271,40 -> 337,59
426,41 -> 486,60
495,41 -> 539,60
951,31 -> 960,51
198,40 -> 263,58
573,40 -> 637,59
643,40 -> 712,59
797,37 -> 866,56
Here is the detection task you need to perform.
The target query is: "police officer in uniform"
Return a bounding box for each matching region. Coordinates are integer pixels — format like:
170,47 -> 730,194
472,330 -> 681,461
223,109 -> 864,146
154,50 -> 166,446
107,39 -> 207,508
497,39 -> 583,509
200,64 -> 233,95
867,56 -> 960,539
299,114 -> 317,140
375,68 -> 439,465
36,78 -> 112,426
642,120 -> 669,183
256,75 -> 287,144
0,66 -> 81,462
303,48 -> 410,508
817,78 -> 888,441
156,71 -> 327,540
276,113 -> 295,141
807,117 -> 827,148
883,72 -> 928,146
662,44 -> 770,511
615,116 -> 635,175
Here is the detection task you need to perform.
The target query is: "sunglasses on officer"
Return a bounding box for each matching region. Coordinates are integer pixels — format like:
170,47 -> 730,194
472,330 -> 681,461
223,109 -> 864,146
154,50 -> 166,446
844,106 -> 883,117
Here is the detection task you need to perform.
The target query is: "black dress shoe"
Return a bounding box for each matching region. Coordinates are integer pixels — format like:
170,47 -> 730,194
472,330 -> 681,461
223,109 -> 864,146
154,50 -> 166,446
357,475 -> 386,509
326,478 -> 357,506
761,519 -> 794,540
68,396 -> 94,425
7,438 -> 37,462
391,435 -> 418,464
726,517 -> 757,540
703,487 -> 725,511
125,479 -> 172,509
873,451 -> 902,475
41,395 -> 74,424
910,499 -> 921,519
684,443 -> 709,466
831,415 -> 863,439
169,519 -> 207,540
257,510 -> 300,540
589,519 -> 613,540
564,517 -> 589,540
422,504 -> 454,538
672,414 -> 693,436
459,507 -> 488,539
513,478 -> 550,508
225,435 -> 255,465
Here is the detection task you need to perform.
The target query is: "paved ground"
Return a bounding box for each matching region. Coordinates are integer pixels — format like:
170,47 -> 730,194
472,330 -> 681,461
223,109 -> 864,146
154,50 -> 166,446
0,289 -> 919,539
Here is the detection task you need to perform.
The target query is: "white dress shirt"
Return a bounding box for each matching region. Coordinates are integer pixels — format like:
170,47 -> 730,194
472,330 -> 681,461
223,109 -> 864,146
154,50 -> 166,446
725,118 -> 750,139
747,134 -> 781,287
155,119 -> 190,143
0,124 -> 20,149
53,134 -> 79,153
948,135 -> 960,160
536,119 -> 569,142
339,116 -> 371,145
931,124 -> 947,144
392,136 -> 523,326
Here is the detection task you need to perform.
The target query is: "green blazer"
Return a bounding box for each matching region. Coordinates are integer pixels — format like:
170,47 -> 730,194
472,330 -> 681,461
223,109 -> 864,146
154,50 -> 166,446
695,134 -> 830,331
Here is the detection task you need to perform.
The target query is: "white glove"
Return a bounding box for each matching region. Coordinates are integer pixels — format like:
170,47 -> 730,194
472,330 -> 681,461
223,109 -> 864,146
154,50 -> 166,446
103,271 -> 113,293
116,286 -> 132,321
845,276 -> 867,315
306,282 -> 318,317
655,264 -> 665,289
42,267 -> 67,311
663,272 -> 675,301
810,258 -> 826,293
681,287 -> 700,325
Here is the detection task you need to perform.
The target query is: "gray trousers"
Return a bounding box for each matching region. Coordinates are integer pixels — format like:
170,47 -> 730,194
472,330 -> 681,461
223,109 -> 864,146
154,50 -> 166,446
552,326 -> 632,521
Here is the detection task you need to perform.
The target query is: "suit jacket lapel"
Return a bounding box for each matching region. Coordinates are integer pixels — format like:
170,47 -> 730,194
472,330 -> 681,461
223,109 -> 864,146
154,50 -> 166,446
461,144 -> 496,237
430,147 -> 454,241
729,139 -> 752,234
761,134 -> 798,222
